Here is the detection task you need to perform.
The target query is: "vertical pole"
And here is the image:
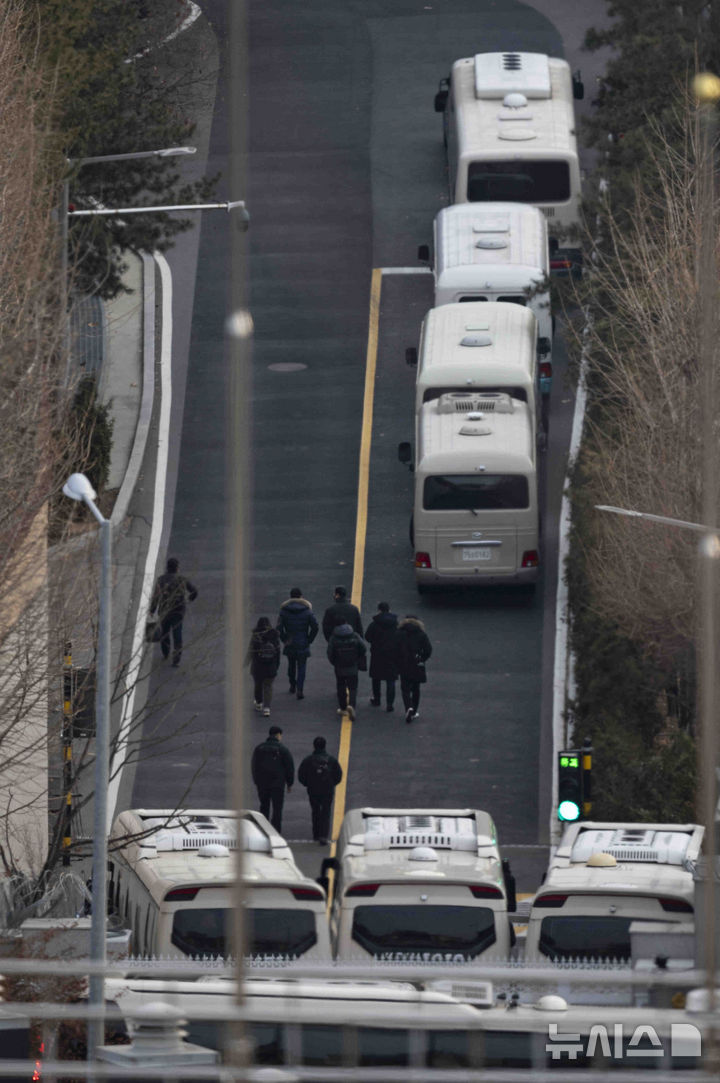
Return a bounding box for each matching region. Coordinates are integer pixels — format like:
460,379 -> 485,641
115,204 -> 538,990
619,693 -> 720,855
62,640 -> 73,865
87,513 -> 111,1074
581,737 -> 592,819
228,0 -> 250,1073
695,73 -> 720,1028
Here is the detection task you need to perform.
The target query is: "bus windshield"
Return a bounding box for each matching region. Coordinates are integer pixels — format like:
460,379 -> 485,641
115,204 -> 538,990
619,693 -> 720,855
424,474 -> 529,511
351,904 -> 496,960
171,907 -> 317,959
467,160 -> 570,203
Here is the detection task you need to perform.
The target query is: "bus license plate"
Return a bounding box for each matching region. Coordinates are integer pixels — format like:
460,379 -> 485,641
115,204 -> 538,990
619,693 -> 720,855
462,547 -> 492,561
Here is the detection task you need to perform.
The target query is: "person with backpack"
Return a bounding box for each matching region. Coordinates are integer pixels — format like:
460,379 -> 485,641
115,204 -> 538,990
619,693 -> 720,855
251,725 -> 294,833
298,736 -> 343,845
395,615 -> 433,724
276,587 -> 319,699
149,556 -> 198,667
326,623 -> 366,721
245,617 -> 281,717
364,601 -> 399,712
322,586 -> 363,641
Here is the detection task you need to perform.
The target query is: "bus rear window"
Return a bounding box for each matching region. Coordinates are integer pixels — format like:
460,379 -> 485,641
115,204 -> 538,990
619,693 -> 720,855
539,915 -> 671,962
423,474 -> 529,511
351,904 -> 496,959
171,907 -> 317,959
467,160 -> 570,203
422,387 -> 527,404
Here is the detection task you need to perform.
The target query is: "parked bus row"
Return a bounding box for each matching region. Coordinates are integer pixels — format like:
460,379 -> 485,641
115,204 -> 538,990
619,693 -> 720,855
108,808 -> 702,967
396,50 -> 584,593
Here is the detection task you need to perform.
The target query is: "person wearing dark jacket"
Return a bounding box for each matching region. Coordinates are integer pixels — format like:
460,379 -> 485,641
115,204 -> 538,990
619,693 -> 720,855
326,623 -> 366,721
149,556 -> 198,667
322,586 -> 363,642
395,615 -> 432,724
298,736 -> 343,844
276,587 -> 319,699
365,602 -> 399,712
251,725 -> 294,833
245,617 -> 281,716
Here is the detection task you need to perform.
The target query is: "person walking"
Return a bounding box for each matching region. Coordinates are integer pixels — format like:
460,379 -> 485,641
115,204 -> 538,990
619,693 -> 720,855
276,587 -> 319,699
251,725 -> 294,833
395,615 -> 433,724
246,617 -> 281,716
327,623 -> 366,721
149,556 -> 198,667
364,601 -> 399,712
322,586 -> 363,641
298,736 -> 343,845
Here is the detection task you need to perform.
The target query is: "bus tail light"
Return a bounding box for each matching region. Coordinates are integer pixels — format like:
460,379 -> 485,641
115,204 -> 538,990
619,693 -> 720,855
165,886 -> 200,902
291,887 -> 325,901
533,893 -> 567,908
346,883 -> 380,897
469,885 -> 503,899
659,897 -> 693,913
521,550 -> 539,568
415,552 -> 432,569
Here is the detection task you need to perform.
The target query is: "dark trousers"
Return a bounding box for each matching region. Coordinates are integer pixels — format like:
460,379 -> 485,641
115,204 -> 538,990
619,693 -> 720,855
371,678 -> 396,708
253,676 -> 274,707
400,677 -> 421,712
257,785 -> 285,832
335,673 -> 358,709
287,654 -> 307,691
160,613 -> 183,664
309,792 -> 334,841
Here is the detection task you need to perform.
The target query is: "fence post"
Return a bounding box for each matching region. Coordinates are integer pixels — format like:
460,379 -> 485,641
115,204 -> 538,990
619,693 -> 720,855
61,640 -> 73,866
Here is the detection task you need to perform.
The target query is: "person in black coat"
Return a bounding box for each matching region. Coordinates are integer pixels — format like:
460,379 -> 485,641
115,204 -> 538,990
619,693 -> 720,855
276,587 -> 319,699
326,623 -> 366,720
298,736 -> 343,845
251,726 -> 294,833
322,586 -> 363,641
245,617 -> 281,716
395,615 -> 432,724
149,556 -> 198,667
364,602 -> 399,712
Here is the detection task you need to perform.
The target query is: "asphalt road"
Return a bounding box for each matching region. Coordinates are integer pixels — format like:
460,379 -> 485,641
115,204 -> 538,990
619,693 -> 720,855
131,0 -> 611,894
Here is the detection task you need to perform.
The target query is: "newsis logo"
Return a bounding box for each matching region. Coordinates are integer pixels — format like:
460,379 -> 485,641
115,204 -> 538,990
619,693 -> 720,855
546,1023 -> 702,1062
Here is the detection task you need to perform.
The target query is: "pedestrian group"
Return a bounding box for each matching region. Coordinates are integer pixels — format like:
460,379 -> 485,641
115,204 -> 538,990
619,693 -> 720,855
248,586 -> 433,839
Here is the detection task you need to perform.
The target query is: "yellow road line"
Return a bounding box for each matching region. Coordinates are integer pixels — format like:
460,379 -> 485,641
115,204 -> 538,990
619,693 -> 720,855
327,268 -> 383,906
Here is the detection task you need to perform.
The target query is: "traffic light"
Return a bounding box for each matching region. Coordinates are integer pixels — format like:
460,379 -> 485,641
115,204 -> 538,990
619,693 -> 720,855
557,750 -> 583,822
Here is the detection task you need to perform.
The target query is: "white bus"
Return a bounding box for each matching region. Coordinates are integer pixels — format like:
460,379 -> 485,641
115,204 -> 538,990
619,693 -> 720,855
408,300 -> 549,439
422,202 -> 553,358
435,51 -> 584,274
107,808 -> 331,961
399,392 -> 539,592
330,808 -> 515,961
103,977 -> 706,1071
525,822 -> 704,963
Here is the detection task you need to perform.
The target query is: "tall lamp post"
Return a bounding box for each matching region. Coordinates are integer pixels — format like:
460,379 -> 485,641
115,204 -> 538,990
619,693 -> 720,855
61,472 -> 111,1074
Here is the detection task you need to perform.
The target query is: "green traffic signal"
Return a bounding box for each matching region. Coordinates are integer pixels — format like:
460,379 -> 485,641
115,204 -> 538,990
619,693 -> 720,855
557,748 -> 583,822
558,798 -> 581,822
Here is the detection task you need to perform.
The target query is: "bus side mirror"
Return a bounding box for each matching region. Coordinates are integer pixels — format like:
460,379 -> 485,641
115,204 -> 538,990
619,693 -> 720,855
406,347 -> 418,367
398,442 -> 413,468
537,337 -> 551,358
417,244 -> 430,263
434,78 -> 449,113
573,70 -> 584,100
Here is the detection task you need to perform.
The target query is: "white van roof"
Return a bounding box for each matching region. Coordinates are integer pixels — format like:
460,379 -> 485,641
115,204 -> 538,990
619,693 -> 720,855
435,204 -> 549,292
534,822 -> 704,902
417,302 -> 536,392
418,393 -> 534,476
339,808 -> 504,889
110,808 -> 321,905
453,52 -> 578,159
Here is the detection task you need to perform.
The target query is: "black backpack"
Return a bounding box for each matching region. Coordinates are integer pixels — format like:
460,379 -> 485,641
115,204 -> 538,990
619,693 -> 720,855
310,755 -> 333,793
333,638 -> 359,669
254,742 -> 281,779
257,638 -> 277,663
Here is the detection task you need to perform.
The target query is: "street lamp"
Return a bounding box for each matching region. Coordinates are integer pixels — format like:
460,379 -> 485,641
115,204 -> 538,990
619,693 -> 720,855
68,198 -> 250,232
61,472 -> 111,1074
